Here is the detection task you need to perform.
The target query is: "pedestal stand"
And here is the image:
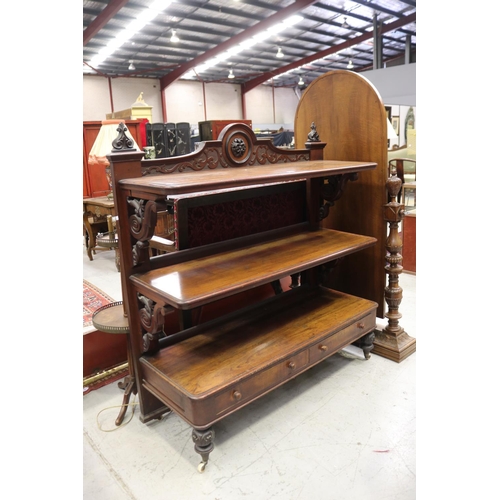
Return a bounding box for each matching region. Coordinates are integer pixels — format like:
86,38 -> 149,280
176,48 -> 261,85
373,168 -> 416,362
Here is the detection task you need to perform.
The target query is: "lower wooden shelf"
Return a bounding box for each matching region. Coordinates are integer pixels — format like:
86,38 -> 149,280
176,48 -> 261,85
140,285 -> 377,429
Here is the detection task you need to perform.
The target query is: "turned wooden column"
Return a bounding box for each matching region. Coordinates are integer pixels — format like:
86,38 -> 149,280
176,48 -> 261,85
372,167 -> 416,362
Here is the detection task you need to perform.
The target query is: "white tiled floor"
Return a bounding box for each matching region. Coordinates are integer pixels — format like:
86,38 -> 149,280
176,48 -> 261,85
83,243 -> 416,500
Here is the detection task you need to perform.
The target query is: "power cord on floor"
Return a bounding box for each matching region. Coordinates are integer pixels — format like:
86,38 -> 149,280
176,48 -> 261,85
96,395 -> 139,432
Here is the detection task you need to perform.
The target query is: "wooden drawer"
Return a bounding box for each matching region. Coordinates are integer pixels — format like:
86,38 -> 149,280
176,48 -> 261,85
309,313 -> 375,364
213,350 -> 309,417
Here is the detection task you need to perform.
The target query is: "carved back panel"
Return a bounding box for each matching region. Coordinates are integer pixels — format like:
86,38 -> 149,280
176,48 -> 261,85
140,123 -> 311,176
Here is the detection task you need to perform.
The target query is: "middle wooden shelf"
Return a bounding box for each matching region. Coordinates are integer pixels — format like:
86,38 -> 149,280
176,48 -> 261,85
130,227 -> 376,309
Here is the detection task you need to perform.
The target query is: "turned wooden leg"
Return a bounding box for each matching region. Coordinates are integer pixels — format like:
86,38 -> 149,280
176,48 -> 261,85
114,248 -> 120,272
115,376 -> 136,426
290,273 -> 301,288
192,427 -> 215,473
354,331 -> 376,359
271,280 -> 283,294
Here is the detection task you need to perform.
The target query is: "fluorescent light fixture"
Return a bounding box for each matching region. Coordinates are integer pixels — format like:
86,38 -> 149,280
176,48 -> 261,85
89,3 -> 174,67
204,57 -> 220,67
215,53 -> 231,62
268,24 -> 287,34
253,32 -> 272,42
283,15 -> 303,26
195,63 -> 210,72
240,39 -> 257,49
227,46 -> 244,56
150,0 -> 173,11
138,9 -> 158,23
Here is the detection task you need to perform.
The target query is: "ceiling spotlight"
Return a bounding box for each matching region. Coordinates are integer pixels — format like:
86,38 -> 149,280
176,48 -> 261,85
276,47 -> 284,58
170,30 -> 179,42
228,69 -> 235,79
298,76 -> 304,86
342,16 -> 349,28
128,60 -> 136,70
347,59 -> 354,69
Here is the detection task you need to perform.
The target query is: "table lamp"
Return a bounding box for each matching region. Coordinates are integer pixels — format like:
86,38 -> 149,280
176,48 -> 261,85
88,120 -> 140,199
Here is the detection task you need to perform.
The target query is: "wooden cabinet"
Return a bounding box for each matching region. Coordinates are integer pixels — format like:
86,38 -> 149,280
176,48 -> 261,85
109,122 -> 378,472
198,119 -> 252,141
83,120 -> 143,198
402,210 -> 416,273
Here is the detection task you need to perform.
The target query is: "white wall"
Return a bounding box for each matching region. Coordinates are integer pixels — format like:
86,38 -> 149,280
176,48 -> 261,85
164,80 -> 206,124
273,87 -> 300,125
83,64 -> 416,126
83,75 -> 163,122
204,82 -> 243,121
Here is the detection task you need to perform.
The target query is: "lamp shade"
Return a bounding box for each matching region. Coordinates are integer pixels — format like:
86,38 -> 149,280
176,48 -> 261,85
88,120 -> 140,166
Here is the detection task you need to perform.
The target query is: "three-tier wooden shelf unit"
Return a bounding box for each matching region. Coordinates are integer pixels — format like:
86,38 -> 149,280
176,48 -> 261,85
109,119 -> 379,472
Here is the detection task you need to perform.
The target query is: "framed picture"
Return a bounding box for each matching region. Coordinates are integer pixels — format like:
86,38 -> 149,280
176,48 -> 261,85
391,116 -> 400,135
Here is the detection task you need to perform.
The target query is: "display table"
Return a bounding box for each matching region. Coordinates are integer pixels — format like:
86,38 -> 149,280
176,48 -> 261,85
95,232 -> 120,271
92,301 -> 136,426
83,196 -> 116,261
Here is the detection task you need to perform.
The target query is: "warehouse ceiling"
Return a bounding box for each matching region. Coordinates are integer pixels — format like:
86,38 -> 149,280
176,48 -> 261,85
83,0 -> 416,91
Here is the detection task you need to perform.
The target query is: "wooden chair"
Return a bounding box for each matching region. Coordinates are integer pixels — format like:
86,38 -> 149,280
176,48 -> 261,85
389,158 -> 416,205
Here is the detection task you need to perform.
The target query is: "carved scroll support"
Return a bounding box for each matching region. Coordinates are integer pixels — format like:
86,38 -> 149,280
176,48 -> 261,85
372,168 -> 416,362
127,198 -> 159,267
137,294 -> 173,354
319,173 -> 358,221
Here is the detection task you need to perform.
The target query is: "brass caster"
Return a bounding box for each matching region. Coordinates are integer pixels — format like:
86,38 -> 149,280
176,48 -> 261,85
197,461 -> 207,473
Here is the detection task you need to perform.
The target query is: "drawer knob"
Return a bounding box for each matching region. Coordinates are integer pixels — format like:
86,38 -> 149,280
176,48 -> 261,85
287,361 -> 296,370
357,322 -> 365,329
232,390 -> 242,400
319,345 -> 327,352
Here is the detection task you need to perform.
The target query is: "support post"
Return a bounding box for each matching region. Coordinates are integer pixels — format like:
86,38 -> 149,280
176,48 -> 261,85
372,167 -> 416,362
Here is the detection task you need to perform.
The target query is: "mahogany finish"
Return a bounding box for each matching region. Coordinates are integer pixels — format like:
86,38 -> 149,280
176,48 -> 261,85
109,122 -> 379,471
131,229 -> 376,309
141,287 -> 376,428
295,70 -> 388,319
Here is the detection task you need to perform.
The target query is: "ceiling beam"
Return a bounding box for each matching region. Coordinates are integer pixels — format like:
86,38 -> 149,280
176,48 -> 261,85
241,11 -> 416,93
83,0 -> 130,46
159,0 -> 320,90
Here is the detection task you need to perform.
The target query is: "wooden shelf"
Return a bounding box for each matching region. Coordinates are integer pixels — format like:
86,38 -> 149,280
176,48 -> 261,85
141,286 -> 377,428
119,159 -> 376,196
131,228 -> 376,309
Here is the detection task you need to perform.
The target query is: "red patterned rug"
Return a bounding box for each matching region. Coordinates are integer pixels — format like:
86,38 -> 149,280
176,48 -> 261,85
83,280 -> 115,334
83,280 -> 128,394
